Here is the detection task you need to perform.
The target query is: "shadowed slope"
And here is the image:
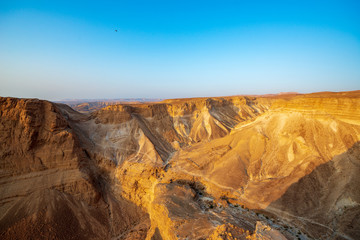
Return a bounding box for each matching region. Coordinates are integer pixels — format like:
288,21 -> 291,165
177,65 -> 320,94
266,142 -> 360,239
0,97 -> 149,239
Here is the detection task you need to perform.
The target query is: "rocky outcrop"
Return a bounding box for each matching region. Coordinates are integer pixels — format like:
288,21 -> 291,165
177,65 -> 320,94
207,222 -> 287,240
0,97 -> 149,239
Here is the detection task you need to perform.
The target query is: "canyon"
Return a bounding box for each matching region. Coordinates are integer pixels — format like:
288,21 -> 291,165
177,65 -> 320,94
0,91 -> 359,239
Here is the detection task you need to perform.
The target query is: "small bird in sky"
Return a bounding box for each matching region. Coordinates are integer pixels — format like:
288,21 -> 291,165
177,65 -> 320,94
115,29 -> 118,32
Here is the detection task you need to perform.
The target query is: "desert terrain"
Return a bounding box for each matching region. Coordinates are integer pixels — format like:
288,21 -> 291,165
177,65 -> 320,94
0,91 -> 359,239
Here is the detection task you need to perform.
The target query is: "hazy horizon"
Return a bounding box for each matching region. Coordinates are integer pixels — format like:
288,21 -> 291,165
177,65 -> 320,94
1,1 -> 360,101
5,90 -> 360,103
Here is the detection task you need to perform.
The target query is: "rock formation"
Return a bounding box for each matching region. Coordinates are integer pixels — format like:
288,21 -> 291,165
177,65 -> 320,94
0,91 -> 359,239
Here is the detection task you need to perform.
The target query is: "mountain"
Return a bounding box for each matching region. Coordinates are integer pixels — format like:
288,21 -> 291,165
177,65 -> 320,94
1,91 -> 359,239
56,99 -> 162,113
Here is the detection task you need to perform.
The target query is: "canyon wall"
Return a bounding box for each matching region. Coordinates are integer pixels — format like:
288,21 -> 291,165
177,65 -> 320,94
1,91 -> 359,239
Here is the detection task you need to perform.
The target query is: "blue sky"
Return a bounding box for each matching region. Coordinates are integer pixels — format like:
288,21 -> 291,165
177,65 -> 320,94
0,0 -> 359,100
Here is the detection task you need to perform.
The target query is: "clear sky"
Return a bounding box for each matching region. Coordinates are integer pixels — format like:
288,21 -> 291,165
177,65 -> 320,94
1,0 -> 359,100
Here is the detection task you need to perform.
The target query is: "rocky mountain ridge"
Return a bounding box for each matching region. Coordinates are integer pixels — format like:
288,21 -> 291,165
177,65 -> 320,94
1,91 -> 359,239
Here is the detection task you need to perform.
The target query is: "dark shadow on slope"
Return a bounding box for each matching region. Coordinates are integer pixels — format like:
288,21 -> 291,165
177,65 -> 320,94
151,227 -> 163,240
0,189 -> 109,240
61,104 -> 152,238
6,102 -> 152,239
131,112 -> 175,162
265,141 -> 360,239
206,97 -> 267,131
206,98 -> 242,130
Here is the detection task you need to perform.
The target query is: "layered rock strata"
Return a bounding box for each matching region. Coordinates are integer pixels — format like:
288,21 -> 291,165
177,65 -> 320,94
1,91 -> 359,239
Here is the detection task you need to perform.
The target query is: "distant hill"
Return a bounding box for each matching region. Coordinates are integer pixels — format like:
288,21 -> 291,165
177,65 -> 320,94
56,98 -> 162,112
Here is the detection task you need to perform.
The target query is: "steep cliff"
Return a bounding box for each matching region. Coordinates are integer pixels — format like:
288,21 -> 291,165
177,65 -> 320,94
0,98 -> 149,239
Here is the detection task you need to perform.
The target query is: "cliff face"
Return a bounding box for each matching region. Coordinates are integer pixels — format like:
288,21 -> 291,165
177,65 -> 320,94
0,98 -> 149,240
1,91 -> 359,240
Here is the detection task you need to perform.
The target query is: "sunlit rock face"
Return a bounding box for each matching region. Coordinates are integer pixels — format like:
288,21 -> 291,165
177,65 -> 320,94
1,91 -> 359,239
